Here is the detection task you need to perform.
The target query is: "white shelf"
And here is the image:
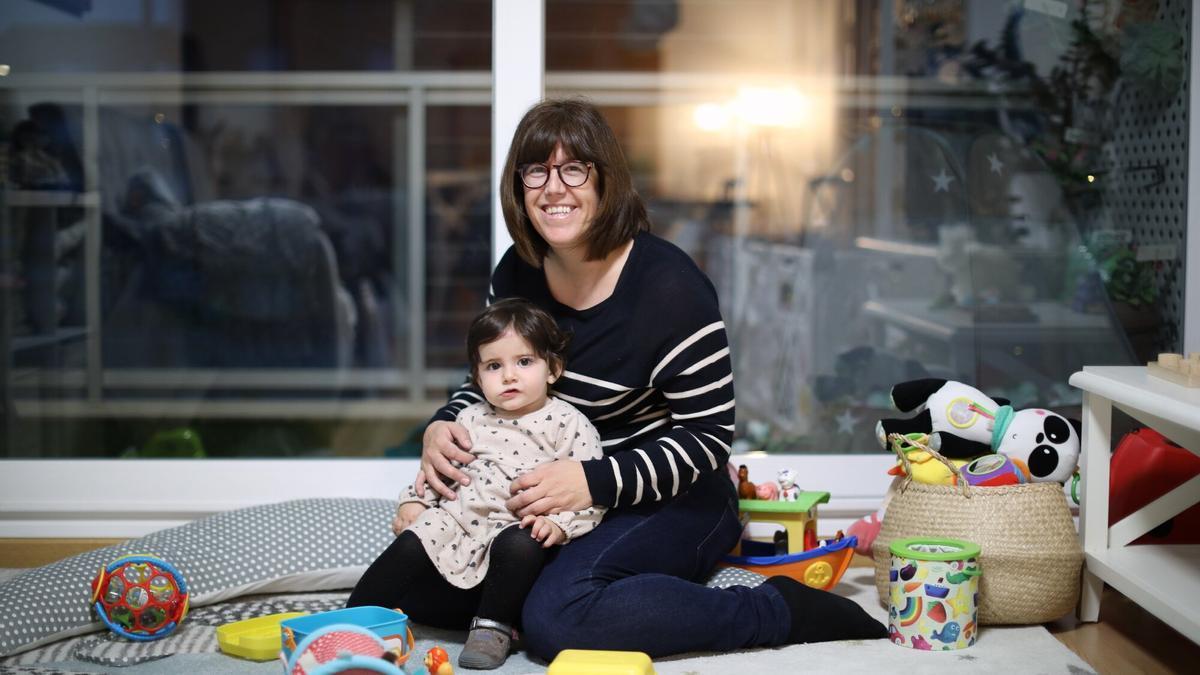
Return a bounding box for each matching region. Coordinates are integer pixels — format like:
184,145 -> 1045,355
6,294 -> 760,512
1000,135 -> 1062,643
1084,545 -> 1200,642
1070,365 -> 1200,645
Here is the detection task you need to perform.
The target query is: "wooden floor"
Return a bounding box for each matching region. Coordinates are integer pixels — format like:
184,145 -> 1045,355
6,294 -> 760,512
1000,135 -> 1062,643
3,542 -> 1197,672
1046,588 -> 1200,674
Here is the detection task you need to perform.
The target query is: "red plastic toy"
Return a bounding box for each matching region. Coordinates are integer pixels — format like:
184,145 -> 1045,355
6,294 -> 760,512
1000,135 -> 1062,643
89,554 -> 189,640
1110,428 -> 1200,544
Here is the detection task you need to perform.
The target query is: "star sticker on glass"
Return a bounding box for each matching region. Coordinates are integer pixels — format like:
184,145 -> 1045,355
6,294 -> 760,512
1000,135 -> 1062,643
987,152 -> 1004,174
931,168 -> 955,192
835,409 -> 859,435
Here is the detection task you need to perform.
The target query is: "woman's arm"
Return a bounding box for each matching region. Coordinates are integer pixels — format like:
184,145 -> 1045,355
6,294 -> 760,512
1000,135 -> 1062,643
581,314 -> 735,507
509,299 -> 734,513
414,394 -> 481,500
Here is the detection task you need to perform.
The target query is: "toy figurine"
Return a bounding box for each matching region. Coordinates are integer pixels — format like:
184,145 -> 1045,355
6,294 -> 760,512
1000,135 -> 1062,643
755,481 -> 779,501
736,464 -> 758,499
778,468 -> 800,501
424,646 -> 453,675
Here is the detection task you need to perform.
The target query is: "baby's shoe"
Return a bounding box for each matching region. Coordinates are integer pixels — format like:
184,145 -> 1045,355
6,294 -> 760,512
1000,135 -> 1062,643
458,616 -> 514,670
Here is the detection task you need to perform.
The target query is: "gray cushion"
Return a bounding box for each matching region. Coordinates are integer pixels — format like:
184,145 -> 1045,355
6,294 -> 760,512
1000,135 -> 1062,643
0,498 -> 766,658
0,498 -> 395,657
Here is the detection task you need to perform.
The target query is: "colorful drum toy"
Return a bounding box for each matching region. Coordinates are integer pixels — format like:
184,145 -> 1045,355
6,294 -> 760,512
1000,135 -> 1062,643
888,537 -> 980,650
962,454 -> 1029,487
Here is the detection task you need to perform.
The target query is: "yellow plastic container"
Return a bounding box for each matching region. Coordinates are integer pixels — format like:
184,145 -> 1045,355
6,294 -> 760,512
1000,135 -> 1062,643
547,649 -> 655,675
216,612 -> 308,661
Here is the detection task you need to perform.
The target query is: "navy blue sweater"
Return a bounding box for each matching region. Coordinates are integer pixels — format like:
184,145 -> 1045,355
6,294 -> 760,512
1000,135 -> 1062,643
432,232 -> 735,508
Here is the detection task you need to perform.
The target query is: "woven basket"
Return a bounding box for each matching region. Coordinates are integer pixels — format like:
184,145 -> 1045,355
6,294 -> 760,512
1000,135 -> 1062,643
871,434 -> 1082,625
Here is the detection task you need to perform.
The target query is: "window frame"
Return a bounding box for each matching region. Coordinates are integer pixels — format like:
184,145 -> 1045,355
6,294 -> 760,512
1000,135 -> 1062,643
0,0 -> 1195,539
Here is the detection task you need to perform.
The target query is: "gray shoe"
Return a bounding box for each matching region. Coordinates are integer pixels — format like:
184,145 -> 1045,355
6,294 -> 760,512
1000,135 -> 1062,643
457,617 -> 514,670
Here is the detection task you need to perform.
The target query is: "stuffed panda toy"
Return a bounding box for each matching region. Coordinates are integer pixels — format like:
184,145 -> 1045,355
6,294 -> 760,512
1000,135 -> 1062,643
875,378 -> 1081,483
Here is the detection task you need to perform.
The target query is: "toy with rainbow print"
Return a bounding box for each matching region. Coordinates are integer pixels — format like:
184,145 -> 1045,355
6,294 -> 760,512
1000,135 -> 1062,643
887,537 -> 980,650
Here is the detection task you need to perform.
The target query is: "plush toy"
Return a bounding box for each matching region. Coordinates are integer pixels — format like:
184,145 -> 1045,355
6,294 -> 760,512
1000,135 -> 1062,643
90,554 -> 189,641
875,378 -> 1081,483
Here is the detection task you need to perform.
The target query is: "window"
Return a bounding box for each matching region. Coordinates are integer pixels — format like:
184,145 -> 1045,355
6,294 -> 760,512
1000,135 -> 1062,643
545,0 -> 1188,444
1,0 -> 1194,536
1,1 -> 492,460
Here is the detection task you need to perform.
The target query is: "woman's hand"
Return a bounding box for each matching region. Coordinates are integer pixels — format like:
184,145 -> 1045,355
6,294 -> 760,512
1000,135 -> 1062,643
506,459 -> 592,518
415,420 -> 474,500
391,502 -> 427,536
520,514 -> 565,548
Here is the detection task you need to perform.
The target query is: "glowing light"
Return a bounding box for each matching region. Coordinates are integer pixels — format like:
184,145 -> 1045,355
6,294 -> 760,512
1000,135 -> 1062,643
731,86 -> 811,128
693,103 -> 730,132
1087,174 -> 1095,183
0,65 -> 10,77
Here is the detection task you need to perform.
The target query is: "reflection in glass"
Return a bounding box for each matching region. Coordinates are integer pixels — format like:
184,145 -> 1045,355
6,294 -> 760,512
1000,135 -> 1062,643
546,0 -> 1185,454
0,0 -> 493,458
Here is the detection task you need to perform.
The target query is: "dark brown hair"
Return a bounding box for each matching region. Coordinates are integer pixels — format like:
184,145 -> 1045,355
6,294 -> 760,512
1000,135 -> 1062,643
467,298 -> 569,387
500,97 -> 649,266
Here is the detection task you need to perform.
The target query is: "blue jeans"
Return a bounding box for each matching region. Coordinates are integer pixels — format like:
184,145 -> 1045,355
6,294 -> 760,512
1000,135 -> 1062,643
520,470 -> 792,659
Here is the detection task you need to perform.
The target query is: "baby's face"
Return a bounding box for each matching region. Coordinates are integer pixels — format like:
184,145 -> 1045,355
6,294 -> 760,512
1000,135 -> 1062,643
477,328 -> 556,418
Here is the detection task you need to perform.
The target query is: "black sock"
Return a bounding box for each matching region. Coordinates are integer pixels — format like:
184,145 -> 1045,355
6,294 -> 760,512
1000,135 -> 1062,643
764,576 -> 887,644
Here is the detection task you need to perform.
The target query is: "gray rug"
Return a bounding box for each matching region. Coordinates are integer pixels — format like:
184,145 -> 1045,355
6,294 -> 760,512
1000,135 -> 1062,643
0,568 -> 1096,674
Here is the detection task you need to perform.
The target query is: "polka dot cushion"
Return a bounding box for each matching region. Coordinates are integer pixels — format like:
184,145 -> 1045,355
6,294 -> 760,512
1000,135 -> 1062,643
0,498 -> 395,657
0,498 -> 767,658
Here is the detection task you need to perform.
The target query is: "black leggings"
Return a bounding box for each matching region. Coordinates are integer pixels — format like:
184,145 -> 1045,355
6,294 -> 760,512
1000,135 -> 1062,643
347,526 -> 547,630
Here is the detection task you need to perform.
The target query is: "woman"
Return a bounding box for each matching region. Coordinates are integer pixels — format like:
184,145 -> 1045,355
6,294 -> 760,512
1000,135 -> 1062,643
414,98 -> 884,660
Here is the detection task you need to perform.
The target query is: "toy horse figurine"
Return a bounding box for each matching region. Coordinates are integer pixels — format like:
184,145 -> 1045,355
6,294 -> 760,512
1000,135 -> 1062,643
737,464 -> 758,499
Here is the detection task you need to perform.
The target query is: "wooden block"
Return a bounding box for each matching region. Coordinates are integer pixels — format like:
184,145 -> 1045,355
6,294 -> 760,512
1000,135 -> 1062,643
1147,361 -> 1200,387
548,649 -> 655,675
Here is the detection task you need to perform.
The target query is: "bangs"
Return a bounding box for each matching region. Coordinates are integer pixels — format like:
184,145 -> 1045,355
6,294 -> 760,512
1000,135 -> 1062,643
515,117 -> 600,166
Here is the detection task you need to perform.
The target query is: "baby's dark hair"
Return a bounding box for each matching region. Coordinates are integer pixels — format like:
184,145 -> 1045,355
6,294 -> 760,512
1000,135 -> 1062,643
467,298 -> 569,388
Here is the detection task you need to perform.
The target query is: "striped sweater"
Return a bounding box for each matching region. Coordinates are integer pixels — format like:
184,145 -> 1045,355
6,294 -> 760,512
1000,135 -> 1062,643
431,231 -> 735,508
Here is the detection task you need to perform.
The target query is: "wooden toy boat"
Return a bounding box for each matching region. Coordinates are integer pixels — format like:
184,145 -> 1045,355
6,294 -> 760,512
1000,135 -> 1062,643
720,493 -> 856,590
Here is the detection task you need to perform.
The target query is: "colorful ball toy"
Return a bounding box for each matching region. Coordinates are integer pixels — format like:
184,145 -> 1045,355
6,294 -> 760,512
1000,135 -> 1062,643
89,554 -> 189,640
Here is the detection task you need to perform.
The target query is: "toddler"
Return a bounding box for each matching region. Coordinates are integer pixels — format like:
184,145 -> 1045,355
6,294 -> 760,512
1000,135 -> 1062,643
348,298 -> 605,670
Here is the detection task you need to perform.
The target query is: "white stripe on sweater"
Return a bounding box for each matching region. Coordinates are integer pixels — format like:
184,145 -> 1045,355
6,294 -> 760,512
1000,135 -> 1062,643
553,388 -> 639,408
594,389 -> 656,421
680,347 -> 730,376
608,456 -> 623,502
562,369 -> 634,391
660,442 -> 682,496
686,431 -> 720,469
633,448 -> 661,501
671,399 -> 735,421
662,436 -> 699,475
664,373 -> 734,399
600,417 -> 670,447
650,321 -> 724,383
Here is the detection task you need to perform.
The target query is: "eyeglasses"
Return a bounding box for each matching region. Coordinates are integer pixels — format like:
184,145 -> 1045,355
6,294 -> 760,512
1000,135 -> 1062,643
517,161 -> 593,189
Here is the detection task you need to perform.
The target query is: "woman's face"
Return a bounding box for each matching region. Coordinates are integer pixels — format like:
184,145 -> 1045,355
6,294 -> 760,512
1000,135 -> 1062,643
523,143 -> 599,254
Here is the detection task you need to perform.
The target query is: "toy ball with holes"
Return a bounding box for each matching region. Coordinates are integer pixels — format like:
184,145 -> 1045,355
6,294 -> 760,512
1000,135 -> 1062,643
89,554 -> 189,640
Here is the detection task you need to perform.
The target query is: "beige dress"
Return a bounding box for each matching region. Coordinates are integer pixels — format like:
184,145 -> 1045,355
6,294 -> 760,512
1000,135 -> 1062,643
399,396 -> 606,589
